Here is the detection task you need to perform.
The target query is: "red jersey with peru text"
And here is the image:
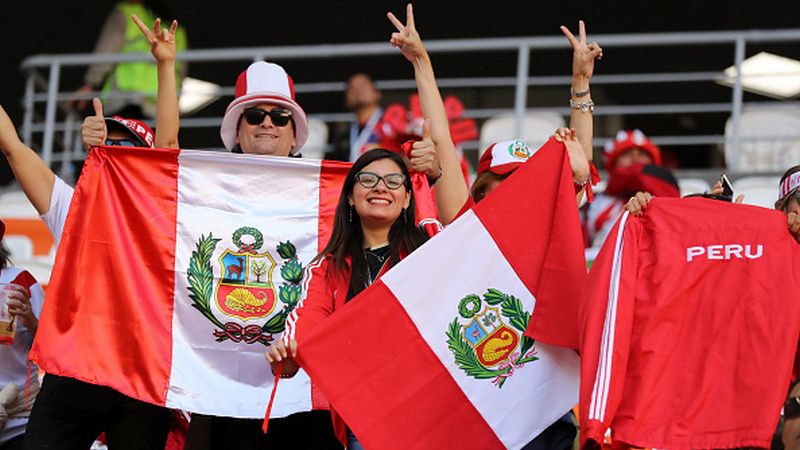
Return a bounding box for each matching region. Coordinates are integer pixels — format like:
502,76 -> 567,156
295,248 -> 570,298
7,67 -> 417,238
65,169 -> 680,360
580,197 -> 800,449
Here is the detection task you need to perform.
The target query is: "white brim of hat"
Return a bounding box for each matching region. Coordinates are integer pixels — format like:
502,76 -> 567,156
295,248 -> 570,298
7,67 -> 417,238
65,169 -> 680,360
220,93 -> 309,153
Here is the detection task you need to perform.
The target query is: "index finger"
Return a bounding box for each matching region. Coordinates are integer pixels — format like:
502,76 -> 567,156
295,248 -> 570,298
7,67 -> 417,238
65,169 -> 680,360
131,14 -> 153,40
387,12 -> 405,32
560,26 -> 577,46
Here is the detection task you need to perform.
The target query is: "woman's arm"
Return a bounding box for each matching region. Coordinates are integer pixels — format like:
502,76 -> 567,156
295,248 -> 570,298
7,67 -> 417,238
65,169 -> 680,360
561,21 -> 602,165
132,15 -> 180,149
388,4 -> 469,224
0,105 -> 55,215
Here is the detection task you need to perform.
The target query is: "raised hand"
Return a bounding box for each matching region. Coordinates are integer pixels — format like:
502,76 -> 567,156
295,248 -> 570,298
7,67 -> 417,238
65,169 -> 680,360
408,119 -> 441,179
81,98 -> 107,151
387,4 -> 426,64
4,284 -> 35,330
561,20 -> 603,81
132,14 -> 178,63
555,127 -> 590,182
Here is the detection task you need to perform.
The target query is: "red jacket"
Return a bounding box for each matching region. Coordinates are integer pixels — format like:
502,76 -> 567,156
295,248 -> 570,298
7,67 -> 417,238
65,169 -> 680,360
581,198 -> 800,449
286,253 -> 399,446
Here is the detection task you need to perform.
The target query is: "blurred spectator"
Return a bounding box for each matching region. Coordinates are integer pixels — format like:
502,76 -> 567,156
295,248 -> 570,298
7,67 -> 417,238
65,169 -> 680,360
0,220 -> 45,450
71,0 -> 187,118
328,72 -> 389,161
582,129 -> 679,248
781,378 -> 800,450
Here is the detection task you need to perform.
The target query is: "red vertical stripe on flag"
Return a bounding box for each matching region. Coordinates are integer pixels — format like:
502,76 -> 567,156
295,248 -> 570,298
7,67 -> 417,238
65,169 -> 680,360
317,160 -> 351,251
473,138 -> 586,349
298,280 -> 504,450
31,146 -> 181,405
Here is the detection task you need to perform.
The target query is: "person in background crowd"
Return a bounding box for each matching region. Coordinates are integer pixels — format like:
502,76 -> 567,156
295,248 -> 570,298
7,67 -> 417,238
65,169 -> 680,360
582,129 -> 680,248
781,379 -> 800,450
0,221 -> 45,450
327,72 -> 385,161
71,0 -> 187,118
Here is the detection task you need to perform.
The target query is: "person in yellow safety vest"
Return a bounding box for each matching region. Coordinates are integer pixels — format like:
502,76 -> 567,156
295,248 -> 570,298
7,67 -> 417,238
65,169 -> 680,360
72,0 -> 187,118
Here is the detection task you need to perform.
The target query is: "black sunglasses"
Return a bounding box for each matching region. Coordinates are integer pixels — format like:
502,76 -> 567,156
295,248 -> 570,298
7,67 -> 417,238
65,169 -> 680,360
242,108 -> 292,127
105,138 -> 140,147
355,171 -> 407,190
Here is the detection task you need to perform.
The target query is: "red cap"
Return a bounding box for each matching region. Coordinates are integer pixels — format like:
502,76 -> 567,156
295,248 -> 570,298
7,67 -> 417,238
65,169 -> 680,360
106,116 -> 155,148
477,139 -> 533,176
603,129 -> 661,171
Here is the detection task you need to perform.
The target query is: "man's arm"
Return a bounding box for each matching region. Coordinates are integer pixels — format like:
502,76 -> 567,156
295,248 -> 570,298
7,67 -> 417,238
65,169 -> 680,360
0,105 -> 55,215
132,15 -> 180,149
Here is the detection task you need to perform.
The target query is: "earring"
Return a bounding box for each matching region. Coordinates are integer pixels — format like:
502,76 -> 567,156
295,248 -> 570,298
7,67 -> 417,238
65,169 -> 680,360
349,204 -> 353,223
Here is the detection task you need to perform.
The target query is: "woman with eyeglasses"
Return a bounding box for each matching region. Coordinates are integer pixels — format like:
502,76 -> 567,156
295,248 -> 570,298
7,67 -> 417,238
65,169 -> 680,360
264,5 -> 471,448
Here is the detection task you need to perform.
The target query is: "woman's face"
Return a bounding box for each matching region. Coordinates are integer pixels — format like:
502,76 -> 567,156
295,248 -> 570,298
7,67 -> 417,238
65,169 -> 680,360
350,158 -> 410,229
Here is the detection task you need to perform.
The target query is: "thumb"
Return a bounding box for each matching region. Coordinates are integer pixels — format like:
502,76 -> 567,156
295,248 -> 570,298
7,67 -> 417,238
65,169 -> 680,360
92,98 -> 104,118
422,118 -> 431,140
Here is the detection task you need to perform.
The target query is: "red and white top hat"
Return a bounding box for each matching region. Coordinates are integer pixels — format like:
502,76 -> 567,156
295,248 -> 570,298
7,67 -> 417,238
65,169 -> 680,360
220,62 -> 309,154
477,139 -> 533,176
603,129 -> 661,171
106,116 -> 155,148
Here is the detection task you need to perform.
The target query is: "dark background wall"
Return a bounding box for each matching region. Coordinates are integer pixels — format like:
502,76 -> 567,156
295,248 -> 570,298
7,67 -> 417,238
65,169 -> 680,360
2,0 -> 799,184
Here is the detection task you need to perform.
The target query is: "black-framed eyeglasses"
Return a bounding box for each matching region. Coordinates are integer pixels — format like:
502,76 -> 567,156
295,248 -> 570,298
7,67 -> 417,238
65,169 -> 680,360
105,138 -> 140,147
242,108 -> 292,127
785,396 -> 800,419
354,171 -> 407,190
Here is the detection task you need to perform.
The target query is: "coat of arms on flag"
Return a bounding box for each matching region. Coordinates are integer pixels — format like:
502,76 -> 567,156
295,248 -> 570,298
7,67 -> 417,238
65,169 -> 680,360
188,227 -> 303,346
447,289 -> 538,387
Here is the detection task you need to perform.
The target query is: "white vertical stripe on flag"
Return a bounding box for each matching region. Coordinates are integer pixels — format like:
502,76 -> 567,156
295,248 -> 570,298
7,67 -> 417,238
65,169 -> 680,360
167,150 -> 322,418
381,209 -> 580,449
589,211 -> 629,421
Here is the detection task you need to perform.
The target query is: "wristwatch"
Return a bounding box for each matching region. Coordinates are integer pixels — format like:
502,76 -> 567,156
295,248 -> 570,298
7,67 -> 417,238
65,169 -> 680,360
569,99 -> 594,113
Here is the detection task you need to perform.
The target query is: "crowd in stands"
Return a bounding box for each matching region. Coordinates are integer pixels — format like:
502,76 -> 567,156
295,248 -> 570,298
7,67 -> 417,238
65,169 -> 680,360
0,3 -> 799,450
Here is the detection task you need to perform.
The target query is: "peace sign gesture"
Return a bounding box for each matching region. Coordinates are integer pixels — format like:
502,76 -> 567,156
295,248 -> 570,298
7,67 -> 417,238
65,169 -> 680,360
132,14 -> 178,64
387,4 -> 425,64
560,20 -> 603,80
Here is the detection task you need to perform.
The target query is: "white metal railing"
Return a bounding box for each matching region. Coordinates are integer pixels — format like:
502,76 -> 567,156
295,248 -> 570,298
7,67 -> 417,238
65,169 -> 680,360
19,28 -> 800,178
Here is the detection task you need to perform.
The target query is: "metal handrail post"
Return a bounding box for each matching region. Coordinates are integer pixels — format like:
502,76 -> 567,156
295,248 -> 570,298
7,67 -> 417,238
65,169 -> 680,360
729,37 -> 746,170
513,44 -> 530,139
41,62 -> 61,166
22,73 -> 35,146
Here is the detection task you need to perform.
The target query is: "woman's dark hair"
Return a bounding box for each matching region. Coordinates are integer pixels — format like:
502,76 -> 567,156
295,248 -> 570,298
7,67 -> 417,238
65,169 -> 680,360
317,148 -> 428,294
0,242 -> 11,272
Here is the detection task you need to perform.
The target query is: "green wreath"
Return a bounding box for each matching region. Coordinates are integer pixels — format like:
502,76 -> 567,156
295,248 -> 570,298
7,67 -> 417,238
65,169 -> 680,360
446,289 -> 539,388
232,227 -> 264,251
261,241 -> 304,335
187,234 -> 225,330
458,294 -> 482,319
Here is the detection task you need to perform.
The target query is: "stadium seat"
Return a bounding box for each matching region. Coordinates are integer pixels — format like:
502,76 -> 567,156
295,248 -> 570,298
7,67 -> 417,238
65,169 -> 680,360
677,178 -> 711,197
479,113 -> 566,156
301,119 -> 330,159
732,176 -> 780,208
724,108 -> 800,172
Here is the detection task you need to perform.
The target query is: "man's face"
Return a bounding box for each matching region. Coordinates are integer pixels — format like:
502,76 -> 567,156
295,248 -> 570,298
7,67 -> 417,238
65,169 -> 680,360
345,74 -> 380,111
235,102 -> 296,156
615,148 -> 654,169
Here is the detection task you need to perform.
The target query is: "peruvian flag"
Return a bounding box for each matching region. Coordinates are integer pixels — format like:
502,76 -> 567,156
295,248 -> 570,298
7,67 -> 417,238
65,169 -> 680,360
297,138 -> 585,449
29,146 -> 349,418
